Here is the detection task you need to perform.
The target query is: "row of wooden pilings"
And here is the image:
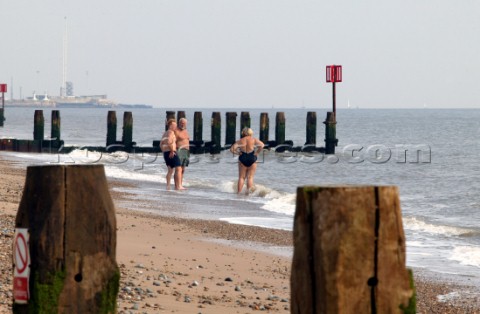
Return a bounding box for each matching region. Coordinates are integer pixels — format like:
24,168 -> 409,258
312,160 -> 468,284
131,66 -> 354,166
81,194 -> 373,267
106,109 -> 338,154
0,110 -> 64,153
2,109 -> 338,154
12,164 -> 415,313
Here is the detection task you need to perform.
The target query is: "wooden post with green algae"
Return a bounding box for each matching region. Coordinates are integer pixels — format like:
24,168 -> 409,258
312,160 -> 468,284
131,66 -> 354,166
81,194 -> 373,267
51,110 -> 61,142
122,111 -> 133,149
305,111 -> 316,146
177,110 -> 186,123
33,110 -> 44,141
259,112 -> 269,144
275,112 -> 285,145
13,165 -> 119,313
106,111 -> 117,147
323,111 -> 337,154
165,111 -> 175,131
225,112 -> 237,146
240,112 -> 250,137
193,111 -> 203,142
210,112 -> 221,154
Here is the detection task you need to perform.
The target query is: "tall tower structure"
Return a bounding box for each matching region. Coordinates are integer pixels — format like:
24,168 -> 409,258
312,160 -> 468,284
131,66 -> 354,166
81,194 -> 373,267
61,17 -> 68,97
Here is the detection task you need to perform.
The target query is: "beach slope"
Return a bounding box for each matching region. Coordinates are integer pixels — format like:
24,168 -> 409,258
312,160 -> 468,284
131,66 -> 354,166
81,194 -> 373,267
0,158 -> 478,313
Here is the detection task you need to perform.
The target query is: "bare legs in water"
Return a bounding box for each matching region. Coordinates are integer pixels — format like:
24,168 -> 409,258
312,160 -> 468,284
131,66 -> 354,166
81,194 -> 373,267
166,166 -> 186,190
237,162 -> 257,194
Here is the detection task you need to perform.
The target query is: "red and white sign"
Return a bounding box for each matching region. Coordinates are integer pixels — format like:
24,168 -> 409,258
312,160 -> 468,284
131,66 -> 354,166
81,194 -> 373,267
13,228 -> 30,304
0,84 -> 6,93
326,65 -> 342,83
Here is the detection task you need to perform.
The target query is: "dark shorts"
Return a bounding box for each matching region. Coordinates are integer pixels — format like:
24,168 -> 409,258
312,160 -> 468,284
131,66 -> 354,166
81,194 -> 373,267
177,149 -> 190,167
163,151 -> 181,168
239,151 -> 257,167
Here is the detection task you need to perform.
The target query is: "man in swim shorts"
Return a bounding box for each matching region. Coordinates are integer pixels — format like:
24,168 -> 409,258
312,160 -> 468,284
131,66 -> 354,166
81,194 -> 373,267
160,119 -> 185,190
174,118 -> 190,187
230,127 -> 264,194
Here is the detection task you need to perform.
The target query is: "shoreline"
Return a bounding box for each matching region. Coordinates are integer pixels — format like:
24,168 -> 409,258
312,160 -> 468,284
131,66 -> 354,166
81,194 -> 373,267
1,159 -> 479,313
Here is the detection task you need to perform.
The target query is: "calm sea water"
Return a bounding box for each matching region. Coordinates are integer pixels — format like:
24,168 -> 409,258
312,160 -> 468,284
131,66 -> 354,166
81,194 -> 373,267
1,107 -> 480,282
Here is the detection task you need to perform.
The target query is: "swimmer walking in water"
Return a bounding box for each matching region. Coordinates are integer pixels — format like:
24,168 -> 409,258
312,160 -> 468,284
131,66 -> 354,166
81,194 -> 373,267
160,119 -> 186,190
230,127 -> 264,194
174,118 -> 190,188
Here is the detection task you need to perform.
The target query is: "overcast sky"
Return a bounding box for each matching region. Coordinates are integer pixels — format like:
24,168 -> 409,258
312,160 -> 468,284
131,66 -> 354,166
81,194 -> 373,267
1,1 -> 479,108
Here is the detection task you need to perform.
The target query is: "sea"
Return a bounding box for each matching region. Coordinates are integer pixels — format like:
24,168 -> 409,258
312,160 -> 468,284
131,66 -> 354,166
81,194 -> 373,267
1,107 -> 480,286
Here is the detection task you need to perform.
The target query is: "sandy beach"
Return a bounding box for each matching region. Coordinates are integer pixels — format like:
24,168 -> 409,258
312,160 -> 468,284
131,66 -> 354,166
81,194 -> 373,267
0,157 -> 479,313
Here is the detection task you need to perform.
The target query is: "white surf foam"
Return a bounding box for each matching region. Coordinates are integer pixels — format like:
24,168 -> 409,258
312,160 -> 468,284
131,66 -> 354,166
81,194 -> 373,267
403,217 -> 473,236
219,217 -> 293,231
104,165 -> 164,183
449,246 -> 480,268
261,193 -> 295,216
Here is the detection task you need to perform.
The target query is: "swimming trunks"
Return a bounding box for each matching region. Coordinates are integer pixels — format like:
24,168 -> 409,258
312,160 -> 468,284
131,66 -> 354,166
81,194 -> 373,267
163,151 -> 181,168
177,148 -> 190,167
239,151 -> 257,167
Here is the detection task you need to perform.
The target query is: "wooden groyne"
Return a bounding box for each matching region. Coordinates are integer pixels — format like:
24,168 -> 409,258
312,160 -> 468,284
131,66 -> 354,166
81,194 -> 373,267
0,110 -> 338,154
13,165 -> 119,312
292,186 -> 415,313
0,110 -> 64,153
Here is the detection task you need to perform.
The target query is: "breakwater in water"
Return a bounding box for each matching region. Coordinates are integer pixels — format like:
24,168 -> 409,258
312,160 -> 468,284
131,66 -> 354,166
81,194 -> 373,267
0,109 -> 337,154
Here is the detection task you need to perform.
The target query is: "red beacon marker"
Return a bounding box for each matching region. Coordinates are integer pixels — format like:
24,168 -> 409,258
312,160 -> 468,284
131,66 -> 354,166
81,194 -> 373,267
326,65 -> 342,83
325,65 -> 342,117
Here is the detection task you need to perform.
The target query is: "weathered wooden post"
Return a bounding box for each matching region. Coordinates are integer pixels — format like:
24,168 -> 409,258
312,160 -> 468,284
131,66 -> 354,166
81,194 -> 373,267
275,112 -> 285,145
122,111 -> 133,149
210,112 -> 221,154
324,112 -> 337,154
259,113 -> 269,143
240,112 -> 250,137
51,110 -> 61,141
48,110 -> 62,150
166,111 -> 175,131
193,112 -> 203,142
0,83 -> 6,127
106,111 -> 117,147
305,111 -> 316,146
177,110 -> 186,123
291,186 -> 415,314
33,110 -> 44,141
13,165 -> 119,313
191,111 -> 203,154
225,112 -> 237,146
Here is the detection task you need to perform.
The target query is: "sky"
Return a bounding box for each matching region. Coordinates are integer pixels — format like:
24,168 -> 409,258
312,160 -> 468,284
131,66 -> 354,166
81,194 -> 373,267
1,0 -> 479,109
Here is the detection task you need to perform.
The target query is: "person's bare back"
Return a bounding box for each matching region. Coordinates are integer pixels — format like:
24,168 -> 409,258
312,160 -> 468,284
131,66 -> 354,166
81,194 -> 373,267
230,128 -> 264,194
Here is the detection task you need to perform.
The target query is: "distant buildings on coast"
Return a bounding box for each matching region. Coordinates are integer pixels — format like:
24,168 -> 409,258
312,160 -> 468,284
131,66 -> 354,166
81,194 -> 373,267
1,17 -> 151,110
4,91 -> 152,109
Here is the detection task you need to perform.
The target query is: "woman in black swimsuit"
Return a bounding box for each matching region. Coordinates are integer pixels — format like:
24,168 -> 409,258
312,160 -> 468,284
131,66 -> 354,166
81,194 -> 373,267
230,128 -> 265,194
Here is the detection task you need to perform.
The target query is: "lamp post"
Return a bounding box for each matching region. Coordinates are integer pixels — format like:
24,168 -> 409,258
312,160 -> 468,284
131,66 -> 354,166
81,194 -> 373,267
36,70 -> 40,94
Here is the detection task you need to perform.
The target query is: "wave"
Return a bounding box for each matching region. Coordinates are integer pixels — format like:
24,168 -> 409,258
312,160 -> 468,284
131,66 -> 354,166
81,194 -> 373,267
105,165 -> 164,183
261,193 -> 295,216
403,217 -> 477,237
214,180 -> 295,216
219,217 -> 293,231
449,246 -> 480,268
